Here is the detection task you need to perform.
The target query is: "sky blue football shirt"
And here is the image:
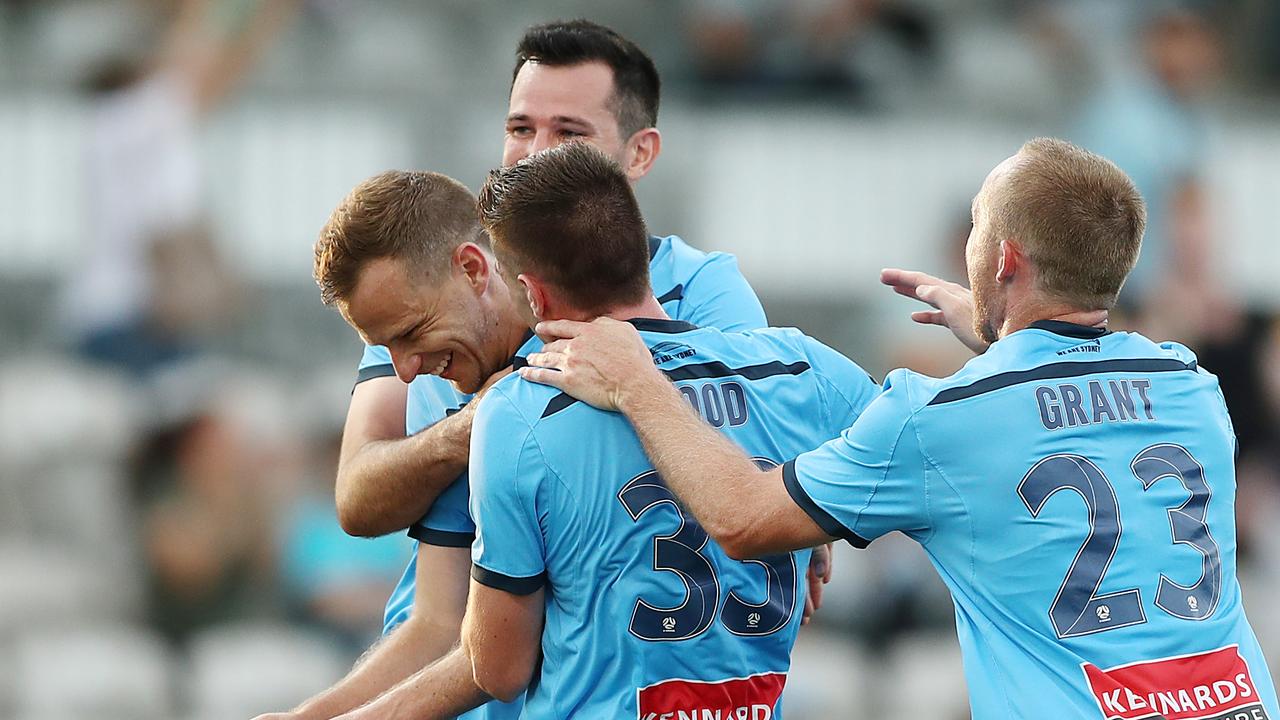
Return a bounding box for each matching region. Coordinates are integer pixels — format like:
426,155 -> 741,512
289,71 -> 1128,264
785,320 -> 1278,720
469,319 -> 879,718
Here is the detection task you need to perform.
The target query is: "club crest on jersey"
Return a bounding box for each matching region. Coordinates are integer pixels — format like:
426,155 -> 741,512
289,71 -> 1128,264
662,617 -> 677,633
1082,645 -> 1269,720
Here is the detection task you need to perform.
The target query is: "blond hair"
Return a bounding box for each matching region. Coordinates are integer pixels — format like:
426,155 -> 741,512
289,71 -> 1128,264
993,138 -> 1146,309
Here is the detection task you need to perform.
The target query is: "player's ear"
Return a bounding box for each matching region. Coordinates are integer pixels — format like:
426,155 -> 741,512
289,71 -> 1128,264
996,239 -> 1021,284
518,273 -> 547,321
455,243 -> 491,292
623,128 -> 661,181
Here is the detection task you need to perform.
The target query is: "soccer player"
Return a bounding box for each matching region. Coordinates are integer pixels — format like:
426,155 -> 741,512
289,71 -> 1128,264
525,138 -> 1280,719
258,20 -> 799,720
463,142 -> 879,716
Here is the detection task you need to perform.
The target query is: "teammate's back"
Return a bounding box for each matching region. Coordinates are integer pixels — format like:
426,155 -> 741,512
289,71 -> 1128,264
828,321 -> 1277,717
469,320 -> 878,718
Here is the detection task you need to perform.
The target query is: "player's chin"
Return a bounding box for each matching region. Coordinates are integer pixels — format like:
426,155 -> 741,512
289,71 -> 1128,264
450,373 -> 482,395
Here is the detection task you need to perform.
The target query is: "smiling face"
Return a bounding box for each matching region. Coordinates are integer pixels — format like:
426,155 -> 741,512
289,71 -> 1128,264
339,250 -> 512,394
502,60 -> 630,169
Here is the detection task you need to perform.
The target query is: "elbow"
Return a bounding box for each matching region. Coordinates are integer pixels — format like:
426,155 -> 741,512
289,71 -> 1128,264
335,501 -> 381,538
472,662 -> 530,704
703,514 -> 760,561
333,483 -> 390,538
717,527 -> 762,561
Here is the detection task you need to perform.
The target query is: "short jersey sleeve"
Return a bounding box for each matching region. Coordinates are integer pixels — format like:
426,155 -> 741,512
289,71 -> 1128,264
468,386 -> 548,595
356,344 -> 396,384
679,252 -> 767,332
798,334 -> 881,435
782,370 -> 929,548
407,473 -> 475,547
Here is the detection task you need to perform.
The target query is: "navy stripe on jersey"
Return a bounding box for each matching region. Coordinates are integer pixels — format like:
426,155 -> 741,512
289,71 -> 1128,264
665,359 -> 810,382
408,525 -> 474,547
540,358 -> 813,418
782,460 -> 870,548
648,235 -> 662,260
355,363 -> 396,385
927,358 -> 1198,406
656,284 -> 684,304
472,565 -> 546,595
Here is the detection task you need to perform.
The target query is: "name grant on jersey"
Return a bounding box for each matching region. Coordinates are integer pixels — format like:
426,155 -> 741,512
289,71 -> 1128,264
1036,378 -> 1155,430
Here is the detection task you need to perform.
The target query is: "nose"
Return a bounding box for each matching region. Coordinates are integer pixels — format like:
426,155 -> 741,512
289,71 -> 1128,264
530,129 -> 557,155
390,349 -> 421,384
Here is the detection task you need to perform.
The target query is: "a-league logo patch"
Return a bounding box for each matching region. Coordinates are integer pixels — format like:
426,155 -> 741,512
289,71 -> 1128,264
1082,645 -> 1269,720
637,672 -> 786,720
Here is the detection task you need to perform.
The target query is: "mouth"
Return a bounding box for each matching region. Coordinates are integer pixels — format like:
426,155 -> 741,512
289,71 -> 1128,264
430,351 -> 453,378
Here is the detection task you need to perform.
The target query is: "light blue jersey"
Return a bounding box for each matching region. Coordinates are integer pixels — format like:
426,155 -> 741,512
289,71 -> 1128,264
469,319 -> 879,718
786,320 -> 1278,720
354,238 -> 765,719
361,235 -> 767,635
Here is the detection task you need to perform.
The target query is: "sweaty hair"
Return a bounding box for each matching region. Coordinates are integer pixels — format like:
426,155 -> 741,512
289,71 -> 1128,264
513,19 -> 661,139
314,171 -> 485,305
477,142 -> 650,316
992,138 -> 1146,309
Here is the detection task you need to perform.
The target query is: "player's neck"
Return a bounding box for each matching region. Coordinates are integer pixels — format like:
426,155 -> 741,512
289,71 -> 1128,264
542,294 -> 670,324
601,294 -> 670,323
1000,302 -> 1109,338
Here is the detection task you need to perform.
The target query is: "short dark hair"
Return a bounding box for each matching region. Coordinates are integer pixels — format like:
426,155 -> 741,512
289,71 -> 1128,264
513,19 -> 661,139
478,143 -> 650,315
315,171 -> 484,305
995,138 -> 1146,309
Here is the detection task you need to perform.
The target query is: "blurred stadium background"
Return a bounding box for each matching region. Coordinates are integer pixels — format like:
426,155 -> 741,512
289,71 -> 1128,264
0,0 -> 1278,718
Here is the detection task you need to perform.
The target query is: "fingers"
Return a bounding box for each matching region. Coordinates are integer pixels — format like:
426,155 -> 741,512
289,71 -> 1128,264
539,339 -> 570,355
881,267 -> 943,289
524,350 -> 566,370
802,592 -> 815,625
911,310 -> 946,326
821,543 -> 834,583
535,319 -> 591,339
518,365 -> 565,389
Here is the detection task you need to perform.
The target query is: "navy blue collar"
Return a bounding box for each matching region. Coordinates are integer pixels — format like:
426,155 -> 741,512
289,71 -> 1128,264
628,317 -> 698,334
510,330 -> 536,369
1027,320 -> 1111,339
648,235 -> 663,260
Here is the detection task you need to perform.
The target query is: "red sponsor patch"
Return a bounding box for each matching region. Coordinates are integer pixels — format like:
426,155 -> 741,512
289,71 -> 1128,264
637,672 -> 786,720
1083,645 -> 1270,720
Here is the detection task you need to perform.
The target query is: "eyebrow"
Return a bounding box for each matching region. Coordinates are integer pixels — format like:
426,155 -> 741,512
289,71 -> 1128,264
506,112 -> 594,129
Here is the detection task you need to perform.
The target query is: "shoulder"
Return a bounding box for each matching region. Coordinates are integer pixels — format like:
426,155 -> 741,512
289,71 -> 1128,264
654,234 -> 742,275
478,372 -> 570,430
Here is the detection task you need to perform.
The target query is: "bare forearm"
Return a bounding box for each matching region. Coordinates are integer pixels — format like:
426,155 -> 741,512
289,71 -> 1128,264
336,409 -> 472,537
619,374 -> 768,551
292,615 -> 458,719
349,647 -> 490,720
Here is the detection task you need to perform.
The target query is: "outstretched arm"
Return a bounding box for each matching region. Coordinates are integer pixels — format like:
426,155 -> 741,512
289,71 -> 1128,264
160,0 -> 303,115
879,268 -> 987,354
520,319 -> 832,559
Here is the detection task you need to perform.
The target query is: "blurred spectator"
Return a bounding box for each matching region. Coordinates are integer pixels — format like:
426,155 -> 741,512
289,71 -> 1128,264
138,407 -> 278,644
277,429 -> 407,654
1063,7 -> 1225,337
683,0 -> 937,106
60,0 -> 297,375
